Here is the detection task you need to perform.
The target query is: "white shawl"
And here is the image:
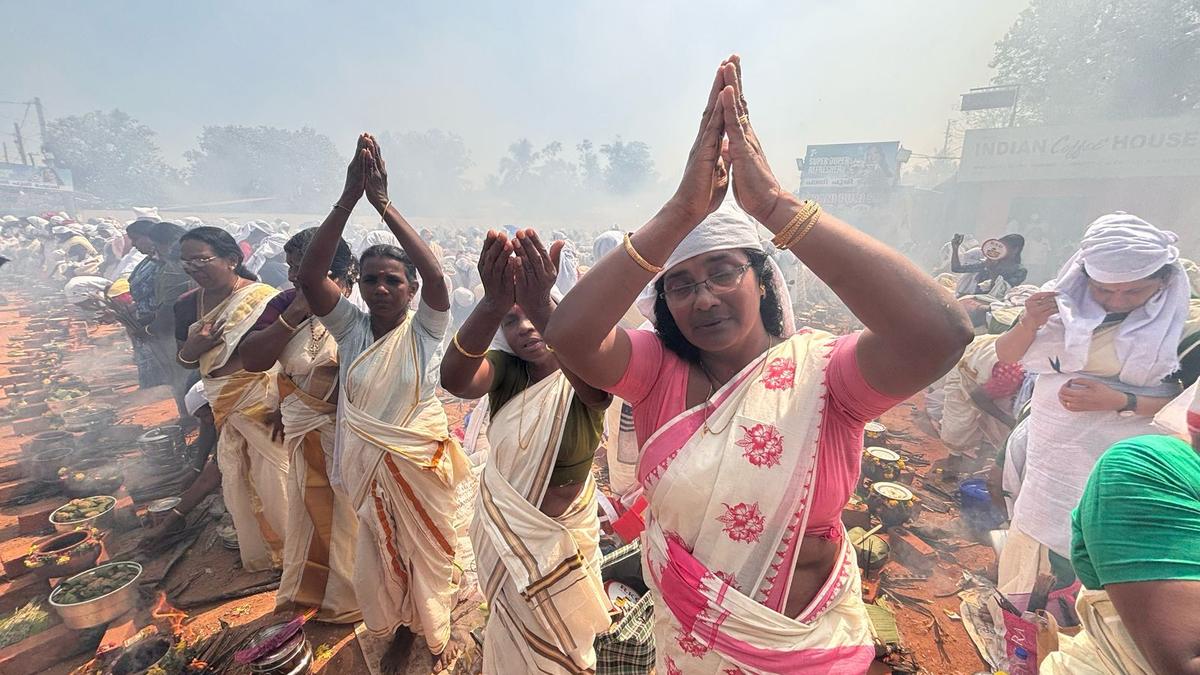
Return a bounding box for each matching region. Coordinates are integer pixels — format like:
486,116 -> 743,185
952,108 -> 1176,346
1022,212 -> 1189,386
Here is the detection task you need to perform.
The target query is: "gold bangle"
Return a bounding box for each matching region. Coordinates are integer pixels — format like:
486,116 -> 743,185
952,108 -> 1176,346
623,233 -> 663,274
332,202 -> 352,215
781,205 -> 822,249
771,200 -> 817,248
177,351 -> 199,366
378,199 -> 392,217
452,333 -> 488,359
277,314 -> 299,332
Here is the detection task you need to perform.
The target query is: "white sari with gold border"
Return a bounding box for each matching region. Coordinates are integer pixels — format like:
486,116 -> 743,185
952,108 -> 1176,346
198,282 -> 289,573
338,311 -> 470,652
472,371 -> 611,674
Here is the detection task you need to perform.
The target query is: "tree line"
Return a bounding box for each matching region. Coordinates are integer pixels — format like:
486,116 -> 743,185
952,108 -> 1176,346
43,113 -> 657,219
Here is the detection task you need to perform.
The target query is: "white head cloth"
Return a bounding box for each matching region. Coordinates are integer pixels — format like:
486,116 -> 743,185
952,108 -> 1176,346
131,207 -> 161,224
244,232 -> 289,273
452,287 -> 475,308
592,230 -> 623,262
63,276 -> 111,305
633,199 -> 795,335
1022,212 -> 1189,387
353,229 -> 398,256
27,216 -> 48,228
185,381 -> 209,417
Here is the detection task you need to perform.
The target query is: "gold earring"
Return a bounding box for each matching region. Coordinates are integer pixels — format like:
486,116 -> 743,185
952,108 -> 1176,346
760,285 -> 766,297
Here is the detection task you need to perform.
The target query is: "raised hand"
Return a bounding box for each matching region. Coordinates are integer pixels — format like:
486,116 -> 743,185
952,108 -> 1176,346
668,59 -> 731,226
280,291 -> 311,327
477,230 -> 516,309
512,228 -> 563,312
720,57 -> 786,223
363,134 -> 390,213
339,134 -> 369,208
1021,291 -> 1059,329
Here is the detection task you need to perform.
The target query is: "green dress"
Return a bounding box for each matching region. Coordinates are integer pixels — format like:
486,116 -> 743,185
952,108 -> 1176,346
1071,434 -> 1200,590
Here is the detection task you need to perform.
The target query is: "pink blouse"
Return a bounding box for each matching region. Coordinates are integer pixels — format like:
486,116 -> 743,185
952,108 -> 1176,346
608,330 -> 904,538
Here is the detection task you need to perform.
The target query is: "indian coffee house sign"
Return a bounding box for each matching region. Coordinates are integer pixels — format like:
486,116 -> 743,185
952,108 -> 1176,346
958,116 -> 1200,183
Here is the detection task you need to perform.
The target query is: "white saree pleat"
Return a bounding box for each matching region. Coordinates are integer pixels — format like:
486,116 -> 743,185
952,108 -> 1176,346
472,372 -> 611,674
338,313 -> 469,652
199,283 -> 290,573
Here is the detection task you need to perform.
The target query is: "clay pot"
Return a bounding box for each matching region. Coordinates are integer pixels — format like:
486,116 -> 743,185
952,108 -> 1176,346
25,529 -> 103,580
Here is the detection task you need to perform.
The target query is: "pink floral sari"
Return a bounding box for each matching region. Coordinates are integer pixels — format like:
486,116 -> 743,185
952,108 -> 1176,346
638,331 -> 875,675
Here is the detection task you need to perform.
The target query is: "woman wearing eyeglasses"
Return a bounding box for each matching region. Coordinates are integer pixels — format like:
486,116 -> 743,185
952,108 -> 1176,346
173,226 -> 289,573
547,57 -> 973,674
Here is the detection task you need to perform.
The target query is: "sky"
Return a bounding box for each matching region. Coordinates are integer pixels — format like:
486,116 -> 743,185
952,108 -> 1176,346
1,0 -> 1028,188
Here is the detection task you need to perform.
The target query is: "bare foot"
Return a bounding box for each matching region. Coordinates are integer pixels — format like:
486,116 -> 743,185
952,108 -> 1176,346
432,627 -> 470,673
380,626 -> 416,675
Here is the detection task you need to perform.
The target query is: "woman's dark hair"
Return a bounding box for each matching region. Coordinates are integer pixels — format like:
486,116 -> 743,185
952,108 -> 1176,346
652,248 -> 785,364
360,244 -> 417,283
285,227 -> 357,284
149,222 -> 187,261
125,219 -> 157,238
180,226 -> 257,281
999,233 -> 1025,264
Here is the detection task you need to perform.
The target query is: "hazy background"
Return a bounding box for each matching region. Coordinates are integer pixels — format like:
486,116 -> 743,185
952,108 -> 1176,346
1,0 -> 1024,214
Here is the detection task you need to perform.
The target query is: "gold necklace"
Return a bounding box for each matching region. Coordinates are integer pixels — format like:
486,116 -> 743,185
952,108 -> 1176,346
698,337 -> 778,436
304,317 -> 326,359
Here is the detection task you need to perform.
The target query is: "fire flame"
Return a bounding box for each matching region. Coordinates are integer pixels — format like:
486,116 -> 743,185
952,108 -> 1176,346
151,592 -> 187,635
188,659 -> 209,670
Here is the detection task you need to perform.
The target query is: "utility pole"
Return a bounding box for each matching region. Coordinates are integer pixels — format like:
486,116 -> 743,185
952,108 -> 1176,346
33,97 -> 47,155
12,123 -> 27,165
2,142 -> 8,164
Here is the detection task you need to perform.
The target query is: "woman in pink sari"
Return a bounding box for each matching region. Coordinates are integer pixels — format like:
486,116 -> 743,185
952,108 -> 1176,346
547,57 -> 973,674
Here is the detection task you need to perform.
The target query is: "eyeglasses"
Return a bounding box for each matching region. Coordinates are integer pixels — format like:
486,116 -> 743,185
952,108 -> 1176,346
181,255 -> 218,269
660,263 -> 752,304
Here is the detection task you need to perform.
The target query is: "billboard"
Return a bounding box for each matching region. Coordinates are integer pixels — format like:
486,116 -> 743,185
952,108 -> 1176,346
798,141 -> 900,208
0,163 -> 74,191
958,117 -> 1200,182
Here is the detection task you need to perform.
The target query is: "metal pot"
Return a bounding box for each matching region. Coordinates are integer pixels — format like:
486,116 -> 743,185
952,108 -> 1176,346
51,495 -> 117,533
49,561 -> 143,630
244,622 -> 314,675
146,497 -> 182,526
30,446 -> 73,483
62,457 -> 124,497
28,430 -> 75,454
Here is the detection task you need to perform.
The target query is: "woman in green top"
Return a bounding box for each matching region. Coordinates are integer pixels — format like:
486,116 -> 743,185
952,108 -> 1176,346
440,228 -> 614,673
441,228 -> 610,511
1041,425 -> 1200,674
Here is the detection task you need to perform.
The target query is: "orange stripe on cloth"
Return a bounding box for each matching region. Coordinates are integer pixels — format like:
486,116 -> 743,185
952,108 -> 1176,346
371,480 -> 410,586
381,451 -> 455,558
291,430 -> 334,610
